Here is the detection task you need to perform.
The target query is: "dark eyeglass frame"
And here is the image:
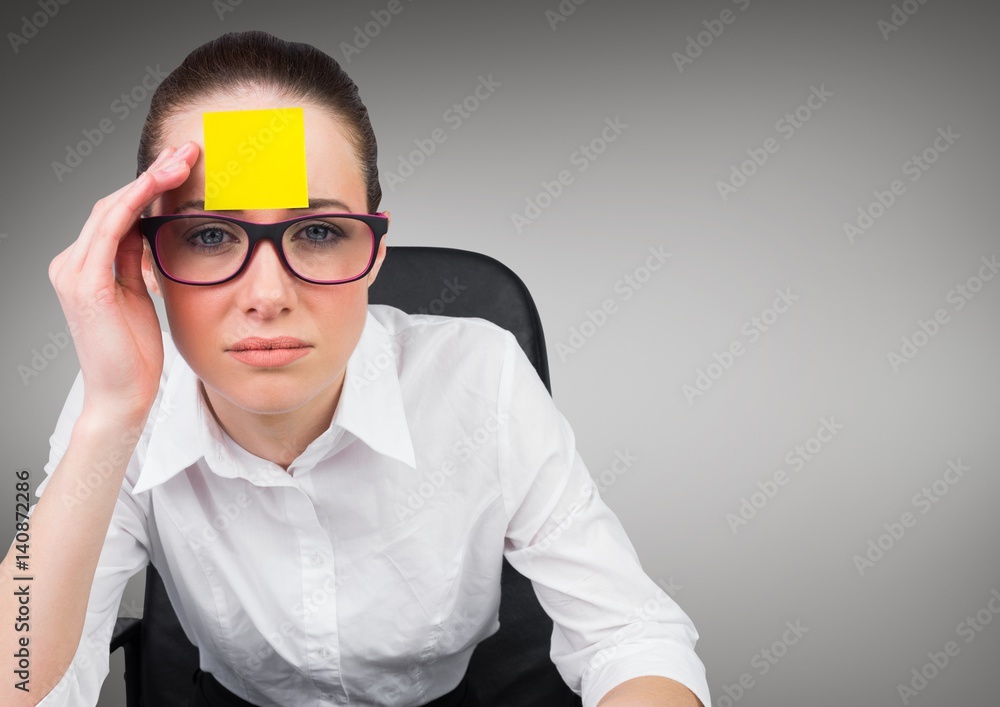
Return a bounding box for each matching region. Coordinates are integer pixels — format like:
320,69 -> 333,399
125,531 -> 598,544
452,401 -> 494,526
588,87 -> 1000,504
139,212 -> 389,286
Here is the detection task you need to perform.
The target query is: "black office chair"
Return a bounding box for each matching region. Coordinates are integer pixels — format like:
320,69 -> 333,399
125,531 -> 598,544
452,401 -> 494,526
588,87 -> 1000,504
110,246 -> 583,706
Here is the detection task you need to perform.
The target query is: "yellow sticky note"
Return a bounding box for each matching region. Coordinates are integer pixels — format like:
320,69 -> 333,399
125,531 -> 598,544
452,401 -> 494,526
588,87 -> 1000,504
203,107 -> 308,210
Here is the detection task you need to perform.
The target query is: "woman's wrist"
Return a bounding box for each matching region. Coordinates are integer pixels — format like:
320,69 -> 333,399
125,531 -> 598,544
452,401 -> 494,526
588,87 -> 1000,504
76,401 -> 153,441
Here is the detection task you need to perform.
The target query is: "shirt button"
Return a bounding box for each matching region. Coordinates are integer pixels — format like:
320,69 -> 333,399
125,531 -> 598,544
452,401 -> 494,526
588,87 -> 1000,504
318,646 -> 330,659
311,552 -> 324,567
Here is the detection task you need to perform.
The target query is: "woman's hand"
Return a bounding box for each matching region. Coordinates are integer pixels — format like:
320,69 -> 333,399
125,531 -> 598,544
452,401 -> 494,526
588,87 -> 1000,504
47,141 -> 200,424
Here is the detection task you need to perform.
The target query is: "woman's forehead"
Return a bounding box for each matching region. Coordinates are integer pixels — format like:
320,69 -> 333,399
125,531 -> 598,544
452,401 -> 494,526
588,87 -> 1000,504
162,97 -> 361,162
159,98 -> 367,214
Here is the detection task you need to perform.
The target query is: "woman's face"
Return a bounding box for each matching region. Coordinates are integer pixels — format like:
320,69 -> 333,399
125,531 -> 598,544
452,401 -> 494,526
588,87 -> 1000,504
142,92 -> 386,418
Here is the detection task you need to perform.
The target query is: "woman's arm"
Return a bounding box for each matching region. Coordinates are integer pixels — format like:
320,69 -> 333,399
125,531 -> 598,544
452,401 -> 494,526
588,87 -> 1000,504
0,410 -> 148,705
0,142 -> 198,705
499,330 -> 712,707
597,676 -> 704,706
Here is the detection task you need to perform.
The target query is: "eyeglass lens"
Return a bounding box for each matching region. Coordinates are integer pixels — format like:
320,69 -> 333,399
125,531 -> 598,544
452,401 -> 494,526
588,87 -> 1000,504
152,216 -> 375,283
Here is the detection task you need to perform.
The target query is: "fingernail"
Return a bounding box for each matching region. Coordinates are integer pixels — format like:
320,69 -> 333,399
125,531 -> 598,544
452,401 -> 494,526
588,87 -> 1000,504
159,159 -> 186,173
149,146 -> 175,168
158,152 -> 190,172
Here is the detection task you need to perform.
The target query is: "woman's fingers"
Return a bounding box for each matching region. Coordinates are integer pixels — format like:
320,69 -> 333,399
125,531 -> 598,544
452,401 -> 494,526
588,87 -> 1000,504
58,145 -> 179,277
112,150 -> 189,294
47,140 -> 199,363
46,142 -> 202,419
110,147 -> 184,293
79,142 -> 199,287
69,142 -> 191,271
113,228 -> 147,295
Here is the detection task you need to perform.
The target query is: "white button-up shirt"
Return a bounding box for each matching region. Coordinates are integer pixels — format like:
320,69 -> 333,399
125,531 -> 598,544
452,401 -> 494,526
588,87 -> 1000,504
33,304 -> 711,707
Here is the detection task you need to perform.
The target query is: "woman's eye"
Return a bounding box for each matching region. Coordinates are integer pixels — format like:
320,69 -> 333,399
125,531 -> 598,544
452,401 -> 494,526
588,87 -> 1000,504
296,222 -> 346,243
186,226 -> 236,248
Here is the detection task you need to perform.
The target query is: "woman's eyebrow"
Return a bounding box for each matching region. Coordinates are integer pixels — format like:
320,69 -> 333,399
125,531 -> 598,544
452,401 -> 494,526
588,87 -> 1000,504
173,198 -> 356,213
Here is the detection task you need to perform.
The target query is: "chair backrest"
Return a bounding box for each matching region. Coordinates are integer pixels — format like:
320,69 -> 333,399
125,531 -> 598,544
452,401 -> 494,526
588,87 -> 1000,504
135,246 -> 580,706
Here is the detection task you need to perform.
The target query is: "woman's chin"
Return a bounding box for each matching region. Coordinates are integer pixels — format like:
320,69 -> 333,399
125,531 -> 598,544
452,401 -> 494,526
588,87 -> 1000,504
201,379 -> 324,418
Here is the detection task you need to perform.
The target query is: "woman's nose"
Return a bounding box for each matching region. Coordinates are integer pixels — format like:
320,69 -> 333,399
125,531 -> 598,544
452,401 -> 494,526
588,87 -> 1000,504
235,239 -> 297,314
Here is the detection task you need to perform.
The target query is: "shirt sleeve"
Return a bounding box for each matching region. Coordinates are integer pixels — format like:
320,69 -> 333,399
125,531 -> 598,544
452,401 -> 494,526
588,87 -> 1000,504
498,332 -> 712,707
29,370 -> 152,707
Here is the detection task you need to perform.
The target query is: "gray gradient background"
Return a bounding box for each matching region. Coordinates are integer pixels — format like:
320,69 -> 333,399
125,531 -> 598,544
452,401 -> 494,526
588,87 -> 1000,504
1,0 -> 998,705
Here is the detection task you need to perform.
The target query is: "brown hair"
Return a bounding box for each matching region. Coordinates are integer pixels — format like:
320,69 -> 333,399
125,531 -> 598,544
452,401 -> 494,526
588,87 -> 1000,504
136,30 -> 381,212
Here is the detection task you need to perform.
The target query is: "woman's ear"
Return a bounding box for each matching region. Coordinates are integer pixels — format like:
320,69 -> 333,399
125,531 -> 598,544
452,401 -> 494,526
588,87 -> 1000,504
141,239 -> 163,298
366,234 -> 388,287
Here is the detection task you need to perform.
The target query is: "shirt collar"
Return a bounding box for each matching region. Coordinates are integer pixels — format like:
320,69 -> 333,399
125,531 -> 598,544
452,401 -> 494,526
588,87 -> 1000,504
133,309 -> 416,495
330,308 -> 417,470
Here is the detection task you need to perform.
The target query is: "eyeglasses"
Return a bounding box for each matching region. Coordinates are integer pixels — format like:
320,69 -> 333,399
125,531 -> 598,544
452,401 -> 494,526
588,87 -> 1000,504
139,212 -> 389,285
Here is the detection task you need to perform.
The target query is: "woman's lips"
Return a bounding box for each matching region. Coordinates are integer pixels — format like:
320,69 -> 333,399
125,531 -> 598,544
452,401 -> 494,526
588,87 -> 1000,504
228,337 -> 311,368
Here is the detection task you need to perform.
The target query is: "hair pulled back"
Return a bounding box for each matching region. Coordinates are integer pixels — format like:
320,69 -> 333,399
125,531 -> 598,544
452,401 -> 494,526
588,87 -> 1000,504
136,30 -> 381,212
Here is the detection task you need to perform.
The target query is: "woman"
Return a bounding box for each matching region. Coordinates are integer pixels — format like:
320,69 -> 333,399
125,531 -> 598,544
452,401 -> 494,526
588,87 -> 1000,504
2,31 -> 710,707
